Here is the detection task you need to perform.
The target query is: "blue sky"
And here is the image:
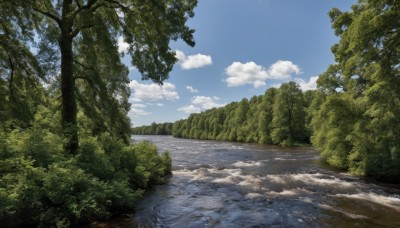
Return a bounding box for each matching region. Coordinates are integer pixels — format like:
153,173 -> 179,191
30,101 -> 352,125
122,0 -> 356,127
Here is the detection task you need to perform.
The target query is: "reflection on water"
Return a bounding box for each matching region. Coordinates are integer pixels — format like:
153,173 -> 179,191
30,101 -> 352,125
130,136 -> 400,227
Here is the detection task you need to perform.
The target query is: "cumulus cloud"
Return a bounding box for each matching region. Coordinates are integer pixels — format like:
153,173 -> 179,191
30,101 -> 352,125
270,83 -> 282,89
225,60 -> 300,88
178,96 -> 225,114
117,36 -> 129,53
128,107 -> 150,117
267,60 -> 300,79
156,103 -> 164,107
175,50 -> 212,70
191,96 -> 224,109
129,80 -> 179,101
225,62 -> 268,88
177,105 -> 201,114
129,97 -> 142,103
186,85 -> 199,93
295,76 -> 319,91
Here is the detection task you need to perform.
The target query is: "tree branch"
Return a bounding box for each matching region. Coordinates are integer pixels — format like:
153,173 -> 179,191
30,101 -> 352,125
33,7 -> 61,27
70,23 -> 96,38
74,60 -> 94,70
104,0 -> 133,11
71,0 -> 100,20
75,0 -> 81,8
7,54 -> 15,100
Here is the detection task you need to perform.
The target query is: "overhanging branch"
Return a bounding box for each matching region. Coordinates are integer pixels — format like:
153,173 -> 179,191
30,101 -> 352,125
70,23 -> 96,38
33,7 -> 61,27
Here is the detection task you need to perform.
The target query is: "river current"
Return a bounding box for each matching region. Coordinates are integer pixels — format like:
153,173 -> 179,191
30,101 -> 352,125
129,135 -> 400,227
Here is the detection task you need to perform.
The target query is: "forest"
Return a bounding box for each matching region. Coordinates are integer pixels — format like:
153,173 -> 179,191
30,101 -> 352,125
133,0 -> 400,182
0,0 -> 195,227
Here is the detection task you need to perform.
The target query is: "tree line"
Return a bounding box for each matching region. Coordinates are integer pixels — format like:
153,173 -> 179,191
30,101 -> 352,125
134,82 -> 313,146
133,0 -> 400,182
132,122 -> 173,135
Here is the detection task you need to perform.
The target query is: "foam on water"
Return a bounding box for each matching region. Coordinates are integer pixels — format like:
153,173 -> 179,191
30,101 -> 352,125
232,161 -> 262,167
334,192 -> 400,212
317,203 -> 370,219
174,167 -> 264,190
245,192 -> 264,199
265,173 -> 356,188
274,157 -> 298,161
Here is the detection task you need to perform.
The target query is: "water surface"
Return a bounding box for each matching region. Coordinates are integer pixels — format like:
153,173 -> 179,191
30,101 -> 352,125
131,136 -> 400,227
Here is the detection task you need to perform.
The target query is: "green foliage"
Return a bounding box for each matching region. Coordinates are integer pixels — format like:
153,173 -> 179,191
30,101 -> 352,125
311,95 -> 358,169
271,82 -> 307,146
1,0 -> 190,225
1,0 -> 198,153
135,85 -> 310,146
0,126 -> 171,227
132,122 -> 173,135
133,141 -> 172,189
314,0 -> 400,181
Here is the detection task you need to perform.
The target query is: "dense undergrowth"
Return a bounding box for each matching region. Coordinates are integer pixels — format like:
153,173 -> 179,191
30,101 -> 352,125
0,127 -> 171,227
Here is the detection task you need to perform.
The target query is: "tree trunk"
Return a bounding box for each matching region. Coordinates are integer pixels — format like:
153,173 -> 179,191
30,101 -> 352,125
60,0 -> 78,154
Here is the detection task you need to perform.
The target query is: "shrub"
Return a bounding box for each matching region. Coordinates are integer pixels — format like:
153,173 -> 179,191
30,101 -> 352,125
0,129 -> 171,227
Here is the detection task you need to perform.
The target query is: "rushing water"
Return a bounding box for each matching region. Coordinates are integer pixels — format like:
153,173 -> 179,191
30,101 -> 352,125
129,136 -> 400,227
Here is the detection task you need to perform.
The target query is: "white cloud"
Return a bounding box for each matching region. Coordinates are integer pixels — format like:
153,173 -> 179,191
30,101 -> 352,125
117,36 -> 129,53
129,97 -> 142,103
224,60 -> 300,88
191,96 -> 224,109
225,62 -> 268,88
131,103 -> 146,108
177,105 -> 201,114
186,85 -> 199,93
128,102 -> 149,117
178,96 -> 225,114
295,76 -> 319,91
270,83 -> 282,89
129,80 -> 179,101
175,50 -> 212,70
128,107 -> 150,117
267,60 -> 300,79
156,103 -> 164,107
175,50 -> 186,62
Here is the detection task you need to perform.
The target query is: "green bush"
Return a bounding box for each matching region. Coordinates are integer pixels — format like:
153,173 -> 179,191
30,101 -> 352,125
133,141 -> 172,189
0,129 -> 171,227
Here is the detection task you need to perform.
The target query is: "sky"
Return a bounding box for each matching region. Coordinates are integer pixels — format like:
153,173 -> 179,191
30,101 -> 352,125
121,0 -> 356,127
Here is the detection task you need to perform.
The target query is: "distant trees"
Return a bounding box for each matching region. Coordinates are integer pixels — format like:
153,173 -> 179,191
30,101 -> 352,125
132,122 -> 173,135
133,83 -> 313,146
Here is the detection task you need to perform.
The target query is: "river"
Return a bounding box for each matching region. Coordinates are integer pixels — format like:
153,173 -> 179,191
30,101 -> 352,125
128,135 -> 400,227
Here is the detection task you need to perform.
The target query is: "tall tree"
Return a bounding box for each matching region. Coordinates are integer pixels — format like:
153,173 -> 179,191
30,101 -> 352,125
315,0 -> 400,179
258,87 -> 277,144
1,0 -> 197,154
271,82 -> 306,146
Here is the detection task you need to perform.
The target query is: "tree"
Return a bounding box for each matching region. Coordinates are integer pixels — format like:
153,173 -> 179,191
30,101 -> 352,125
315,0 -> 400,180
1,0 -> 197,154
0,2 -> 49,128
271,82 -> 306,146
258,88 -> 277,144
